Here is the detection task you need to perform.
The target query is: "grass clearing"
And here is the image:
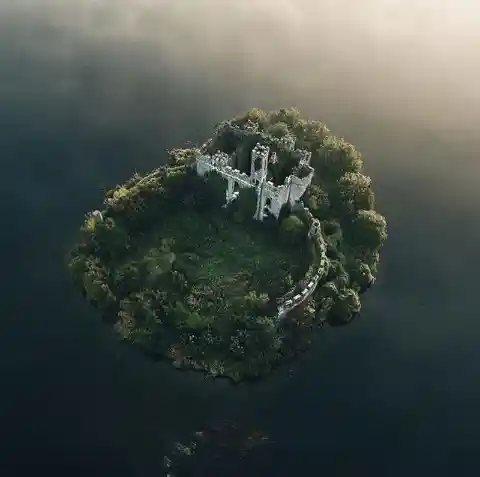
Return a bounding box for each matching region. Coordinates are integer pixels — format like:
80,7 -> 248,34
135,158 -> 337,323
126,208 -> 308,320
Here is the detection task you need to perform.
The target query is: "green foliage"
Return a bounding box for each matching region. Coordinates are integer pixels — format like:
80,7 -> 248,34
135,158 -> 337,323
322,219 -> 341,237
114,310 -> 136,340
92,217 -> 130,261
266,108 -> 301,125
203,171 -> 228,208
279,214 -> 307,245
167,148 -> 198,166
67,254 -> 89,287
83,215 -> 97,233
346,259 -> 375,293
331,172 -> 374,216
83,270 -> 115,309
244,108 -> 269,127
328,289 -> 361,325
291,207 -> 313,229
304,184 -> 331,219
346,209 -> 388,251
229,187 -> 257,223
266,122 -> 290,139
67,106 -> 387,381
113,261 -> 142,296
178,167 -> 223,211
311,136 -> 363,181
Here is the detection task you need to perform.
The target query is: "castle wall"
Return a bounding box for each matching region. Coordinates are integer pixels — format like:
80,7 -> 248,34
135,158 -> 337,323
196,143 -> 315,220
276,218 -> 327,320
288,171 -> 314,205
262,179 -> 289,218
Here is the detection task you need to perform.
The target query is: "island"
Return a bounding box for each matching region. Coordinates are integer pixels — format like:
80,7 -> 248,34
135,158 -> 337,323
67,108 -> 388,381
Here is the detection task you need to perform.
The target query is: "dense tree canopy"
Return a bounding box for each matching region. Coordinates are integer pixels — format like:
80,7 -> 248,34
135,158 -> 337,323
67,107 -> 387,381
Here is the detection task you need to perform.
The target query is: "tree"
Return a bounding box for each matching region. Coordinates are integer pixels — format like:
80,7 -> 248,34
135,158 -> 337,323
207,171 -> 228,206
313,136 -> 363,179
346,259 -> 375,293
234,142 -> 252,172
243,108 -> 268,128
142,248 -> 176,285
267,107 -> 302,127
114,310 -> 136,340
83,270 -> 115,309
113,262 -> 141,297
346,210 -> 387,250
292,118 -> 330,149
192,170 -> 227,210
331,172 -> 375,216
67,254 -> 88,287
230,187 -> 257,222
93,217 -> 130,261
328,288 -> 361,326
322,219 -> 341,237
266,122 -> 290,139
242,291 -> 270,316
305,184 -> 331,219
167,148 -> 197,166
279,214 -> 306,245
291,206 -> 312,229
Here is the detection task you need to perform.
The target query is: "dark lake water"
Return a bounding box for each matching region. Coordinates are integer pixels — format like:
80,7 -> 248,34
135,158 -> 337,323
1,2 -> 479,475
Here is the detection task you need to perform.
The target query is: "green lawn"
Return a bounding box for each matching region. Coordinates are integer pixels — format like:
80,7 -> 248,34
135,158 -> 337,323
149,208 -> 308,316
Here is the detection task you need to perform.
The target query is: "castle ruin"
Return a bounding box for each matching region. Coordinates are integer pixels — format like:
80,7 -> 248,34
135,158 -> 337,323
195,143 -> 315,221
195,143 -> 328,320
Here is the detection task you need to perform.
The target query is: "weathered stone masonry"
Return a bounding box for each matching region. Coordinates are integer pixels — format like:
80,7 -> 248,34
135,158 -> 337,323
195,143 -> 314,221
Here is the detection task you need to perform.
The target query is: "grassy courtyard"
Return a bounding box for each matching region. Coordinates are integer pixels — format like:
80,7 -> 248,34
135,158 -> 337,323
146,208 -> 309,320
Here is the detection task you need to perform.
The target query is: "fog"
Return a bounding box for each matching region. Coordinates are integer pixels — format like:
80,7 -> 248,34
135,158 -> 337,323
2,0 -> 478,187
4,0 -> 479,115
0,0 -> 479,474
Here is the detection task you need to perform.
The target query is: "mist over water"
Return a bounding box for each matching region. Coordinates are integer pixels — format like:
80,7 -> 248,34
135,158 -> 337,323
1,1 -> 479,474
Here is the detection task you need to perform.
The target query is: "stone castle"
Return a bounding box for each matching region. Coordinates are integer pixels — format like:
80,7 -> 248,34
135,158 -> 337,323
195,143 -> 315,221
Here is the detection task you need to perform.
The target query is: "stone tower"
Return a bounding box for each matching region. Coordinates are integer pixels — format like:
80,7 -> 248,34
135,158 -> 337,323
250,143 -> 269,185
250,143 -> 270,221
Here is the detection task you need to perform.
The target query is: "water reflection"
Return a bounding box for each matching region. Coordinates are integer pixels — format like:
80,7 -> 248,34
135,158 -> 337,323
163,421 -> 272,477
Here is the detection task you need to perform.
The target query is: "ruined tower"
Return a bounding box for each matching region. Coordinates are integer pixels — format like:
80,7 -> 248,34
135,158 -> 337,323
250,143 -> 269,185
250,144 -> 269,221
